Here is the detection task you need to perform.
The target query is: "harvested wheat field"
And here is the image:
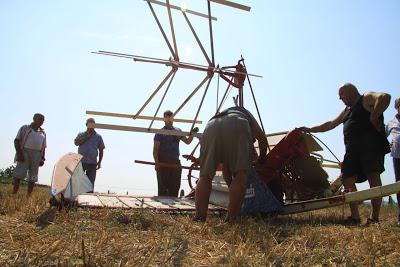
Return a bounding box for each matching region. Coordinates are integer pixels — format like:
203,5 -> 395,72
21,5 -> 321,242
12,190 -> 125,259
1,184 -> 400,266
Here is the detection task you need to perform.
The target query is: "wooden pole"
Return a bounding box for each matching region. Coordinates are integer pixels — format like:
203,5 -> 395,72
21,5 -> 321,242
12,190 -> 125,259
89,123 -> 203,138
86,110 -> 202,124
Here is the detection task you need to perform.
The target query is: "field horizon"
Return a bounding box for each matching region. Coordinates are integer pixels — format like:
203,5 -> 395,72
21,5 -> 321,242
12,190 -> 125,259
1,183 -> 400,266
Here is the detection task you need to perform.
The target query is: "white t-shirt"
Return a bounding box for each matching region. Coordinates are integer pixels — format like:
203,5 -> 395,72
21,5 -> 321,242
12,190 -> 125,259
24,130 -> 46,151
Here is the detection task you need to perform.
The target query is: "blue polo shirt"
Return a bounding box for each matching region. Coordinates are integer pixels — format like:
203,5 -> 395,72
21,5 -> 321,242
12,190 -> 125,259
154,126 -> 182,162
76,131 -> 105,164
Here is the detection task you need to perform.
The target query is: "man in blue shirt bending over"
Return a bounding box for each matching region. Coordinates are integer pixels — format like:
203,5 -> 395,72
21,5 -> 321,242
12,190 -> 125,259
75,118 -> 105,192
153,110 -> 194,197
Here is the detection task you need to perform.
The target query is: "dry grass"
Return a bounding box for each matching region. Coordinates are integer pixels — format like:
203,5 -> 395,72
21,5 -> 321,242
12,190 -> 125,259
1,184 -> 400,266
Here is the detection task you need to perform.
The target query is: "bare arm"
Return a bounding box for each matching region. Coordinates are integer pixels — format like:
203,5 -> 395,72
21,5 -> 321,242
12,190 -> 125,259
363,92 -> 391,129
97,148 -> 104,169
153,141 -> 160,171
181,135 -> 193,145
14,139 -> 24,162
251,118 -> 268,159
14,139 -> 22,153
301,109 -> 346,133
74,131 -> 93,146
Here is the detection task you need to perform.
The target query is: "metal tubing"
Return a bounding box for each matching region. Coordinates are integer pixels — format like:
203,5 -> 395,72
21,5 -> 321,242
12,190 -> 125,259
166,0 -> 179,60
135,160 -> 199,170
148,70 -> 177,129
209,0 -> 251,11
173,76 -> 210,117
190,76 -> 213,132
134,69 -> 175,118
216,77 -> 233,112
147,1 -> 176,59
182,12 -> 212,66
144,0 -> 217,21
207,1 -> 215,66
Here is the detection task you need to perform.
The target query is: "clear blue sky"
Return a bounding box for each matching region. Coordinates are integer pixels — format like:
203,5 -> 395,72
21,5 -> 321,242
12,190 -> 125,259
1,0 -> 399,195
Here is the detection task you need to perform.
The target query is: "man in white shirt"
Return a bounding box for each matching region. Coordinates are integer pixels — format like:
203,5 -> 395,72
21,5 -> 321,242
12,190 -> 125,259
12,113 -> 47,196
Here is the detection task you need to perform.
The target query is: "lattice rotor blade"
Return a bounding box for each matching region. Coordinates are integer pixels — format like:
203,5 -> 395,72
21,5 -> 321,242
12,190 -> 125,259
145,0 -> 218,21
209,0 -> 251,12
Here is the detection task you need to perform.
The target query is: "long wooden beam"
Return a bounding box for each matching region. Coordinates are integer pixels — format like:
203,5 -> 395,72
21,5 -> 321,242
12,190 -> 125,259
86,110 -> 202,124
89,123 -> 203,138
145,0 -> 218,21
209,0 -> 251,12
282,181 -> 400,215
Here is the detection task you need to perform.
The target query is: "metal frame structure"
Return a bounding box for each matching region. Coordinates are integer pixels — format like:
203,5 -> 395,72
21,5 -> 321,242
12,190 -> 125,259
91,0 -> 264,136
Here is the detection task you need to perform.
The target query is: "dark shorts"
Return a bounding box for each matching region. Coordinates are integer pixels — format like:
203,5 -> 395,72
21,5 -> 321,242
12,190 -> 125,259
341,150 -> 385,183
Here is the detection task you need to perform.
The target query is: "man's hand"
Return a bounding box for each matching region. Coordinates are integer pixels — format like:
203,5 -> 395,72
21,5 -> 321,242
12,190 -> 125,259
16,151 -> 24,162
86,130 -> 94,139
96,162 -> 102,170
370,115 -> 384,132
39,160 -> 45,167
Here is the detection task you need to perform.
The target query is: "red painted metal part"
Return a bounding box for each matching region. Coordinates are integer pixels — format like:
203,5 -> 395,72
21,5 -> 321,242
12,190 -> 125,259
219,59 -> 247,89
254,128 -> 310,183
134,160 -> 199,170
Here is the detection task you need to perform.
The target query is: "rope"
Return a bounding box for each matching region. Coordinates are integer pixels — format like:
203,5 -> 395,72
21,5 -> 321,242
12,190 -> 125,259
216,73 -> 220,111
309,133 -> 341,163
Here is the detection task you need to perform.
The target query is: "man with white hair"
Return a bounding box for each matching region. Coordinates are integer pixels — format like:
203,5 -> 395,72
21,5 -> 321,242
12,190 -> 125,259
301,83 -> 391,225
12,113 -> 47,196
75,118 -> 105,191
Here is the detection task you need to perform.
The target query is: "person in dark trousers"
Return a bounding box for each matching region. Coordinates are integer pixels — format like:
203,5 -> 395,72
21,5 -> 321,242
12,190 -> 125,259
386,96 -> 400,226
194,106 -> 268,222
153,110 -> 194,197
75,118 -> 105,192
301,83 -> 391,225
12,113 -> 47,196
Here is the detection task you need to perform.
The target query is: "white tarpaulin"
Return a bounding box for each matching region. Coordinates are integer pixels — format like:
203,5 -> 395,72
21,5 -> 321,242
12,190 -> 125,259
51,152 -> 93,200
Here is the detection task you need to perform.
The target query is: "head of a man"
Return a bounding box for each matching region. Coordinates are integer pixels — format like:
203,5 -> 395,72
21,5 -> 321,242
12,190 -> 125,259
338,83 -> 360,107
32,113 -> 45,128
86,118 -> 96,132
395,97 -> 400,114
163,110 -> 174,128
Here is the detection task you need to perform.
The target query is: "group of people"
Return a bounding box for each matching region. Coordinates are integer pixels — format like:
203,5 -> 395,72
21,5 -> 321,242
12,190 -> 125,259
12,116 -> 105,196
10,82 -> 400,225
155,83 -> 400,225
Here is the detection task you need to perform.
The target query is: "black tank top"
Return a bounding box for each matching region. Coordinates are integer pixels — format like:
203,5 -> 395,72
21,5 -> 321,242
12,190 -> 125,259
342,95 -> 390,154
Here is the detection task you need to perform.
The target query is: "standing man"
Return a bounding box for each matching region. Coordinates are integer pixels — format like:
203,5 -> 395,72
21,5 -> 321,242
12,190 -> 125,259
386,96 -> 400,226
75,118 -> 105,191
301,83 -> 391,225
153,110 -> 194,197
194,106 -> 268,222
12,113 -> 47,196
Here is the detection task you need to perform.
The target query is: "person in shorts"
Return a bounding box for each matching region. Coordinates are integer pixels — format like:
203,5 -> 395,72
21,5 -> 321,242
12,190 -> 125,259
194,106 -> 268,222
12,113 -> 47,196
301,83 -> 391,225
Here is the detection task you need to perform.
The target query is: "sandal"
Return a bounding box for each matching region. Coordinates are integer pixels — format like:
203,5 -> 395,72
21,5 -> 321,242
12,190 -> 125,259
366,218 -> 379,225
